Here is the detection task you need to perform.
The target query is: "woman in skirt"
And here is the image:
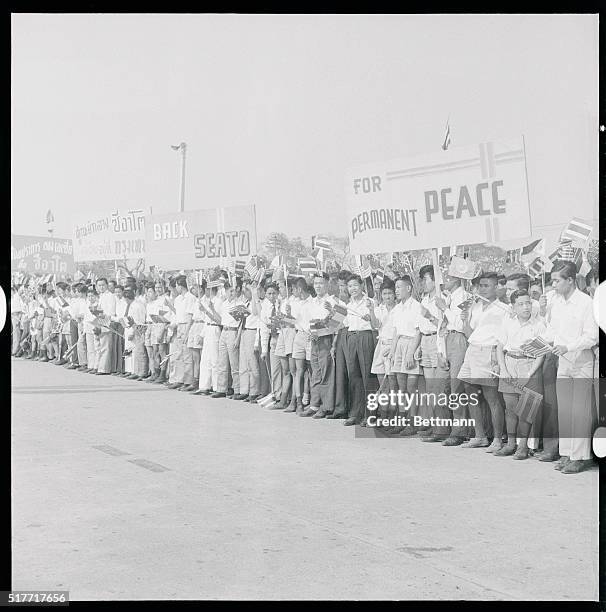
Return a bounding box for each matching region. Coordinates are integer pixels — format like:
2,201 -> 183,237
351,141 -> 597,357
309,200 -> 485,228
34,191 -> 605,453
495,289 -> 546,459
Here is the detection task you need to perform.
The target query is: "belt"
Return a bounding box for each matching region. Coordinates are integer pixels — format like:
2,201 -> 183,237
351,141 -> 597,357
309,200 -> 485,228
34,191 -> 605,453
421,331 -> 437,336
448,329 -> 465,334
207,323 -> 221,327
347,329 -> 372,334
223,326 -> 239,331
505,351 -> 533,360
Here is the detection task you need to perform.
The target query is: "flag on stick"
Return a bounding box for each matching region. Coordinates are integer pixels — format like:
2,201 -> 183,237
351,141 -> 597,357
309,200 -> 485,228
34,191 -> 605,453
560,218 -> 593,246
269,254 -> 284,269
448,255 -> 482,280
441,119 -> 451,151
298,257 -> 318,275
520,239 -> 545,264
244,257 -> 259,279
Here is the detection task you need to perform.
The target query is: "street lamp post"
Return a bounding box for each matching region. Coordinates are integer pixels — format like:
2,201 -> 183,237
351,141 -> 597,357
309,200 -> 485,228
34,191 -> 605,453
171,142 -> 187,212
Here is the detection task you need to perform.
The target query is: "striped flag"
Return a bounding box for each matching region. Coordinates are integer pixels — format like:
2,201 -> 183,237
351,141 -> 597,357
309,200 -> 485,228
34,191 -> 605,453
312,235 -> 332,251
520,239 -> 545,264
578,255 -> 592,277
373,268 -> 385,285
298,257 -> 318,275
560,218 -> 593,246
441,119 -> 451,151
557,241 -> 583,268
513,385 -> 543,425
230,260 -> 245,277
331,303 -> 348,324
520,336 -> 552,358
528,256 -> 551,278
384,265 -> 397,281
244,257 -> 259,279
351,255 -> 372,279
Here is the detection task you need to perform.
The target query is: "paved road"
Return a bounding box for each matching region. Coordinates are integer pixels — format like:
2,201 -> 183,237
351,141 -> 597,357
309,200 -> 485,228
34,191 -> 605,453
11,359 -> 598,600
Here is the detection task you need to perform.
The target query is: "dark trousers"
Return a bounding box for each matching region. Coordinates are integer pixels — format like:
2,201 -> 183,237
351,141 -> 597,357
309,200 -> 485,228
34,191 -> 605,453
334,327 -> 349,416
345,329 -> 377,423
310,335 -> 335,410
114,323 -> 125,374
533,352 -> 559,455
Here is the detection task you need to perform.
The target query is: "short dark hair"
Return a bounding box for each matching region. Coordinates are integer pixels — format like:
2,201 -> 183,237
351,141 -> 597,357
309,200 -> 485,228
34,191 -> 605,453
380,282 -> 396,294
77,285 -> 88,295
123,289 -> 135,300
552,260 -> 577,280
419,265 -> 434,281
294,277 -> 310,292
108,279 -> 116,286
507,273 -> 530,291
337,270 -> 352,282
115,284 -> 124,292
313,272 -> 329,281
395,275 -> 412,287
347,274 -> 363,286
97,277 -> 108,284
175,275 -> 188,289
497,274 -> 507,286
145,282 -> 156,291
264,282 -> 279,292
479,272 -> 499,284
510,288 -> 530,305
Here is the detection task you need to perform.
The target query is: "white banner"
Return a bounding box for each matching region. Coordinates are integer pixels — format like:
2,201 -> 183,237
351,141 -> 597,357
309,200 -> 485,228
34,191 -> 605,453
72,209 -> 146,261
346,136 -> 532,254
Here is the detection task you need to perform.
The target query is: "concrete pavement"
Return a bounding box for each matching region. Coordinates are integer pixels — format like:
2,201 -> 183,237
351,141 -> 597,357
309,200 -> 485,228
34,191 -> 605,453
11,359 -> 598,600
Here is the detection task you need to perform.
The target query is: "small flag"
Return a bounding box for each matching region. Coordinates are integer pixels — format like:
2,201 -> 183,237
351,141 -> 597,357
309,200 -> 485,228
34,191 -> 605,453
298,257 -> 318,275
233,260 -> 246,277
257,393 -> 277,409
351,255 -> 372,279
528,256 -> 551,278
578,255 -> 591,277
207,280 -> 223,289
269,254 -> 284,269
373,269 -> 385,285
45,209 -> 54,224
513,384 -> 543,424
244,257 -> 259,279
448,255 -> 482,280
441,119 -> 451,151
560,218 -> 593,246
384,265 -> 397,280
557,241 -> 582,268
520,336 -> 552,358
312,235 -> 332,251
331,303 -> 348,325
520,239 -> 545,264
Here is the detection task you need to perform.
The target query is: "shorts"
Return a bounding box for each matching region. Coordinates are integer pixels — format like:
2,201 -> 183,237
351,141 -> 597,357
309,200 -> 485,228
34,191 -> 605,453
419,333 -> 438,368
457,344 -> 499,387
371,339 -> 392,375
275,327 -> 296,358
144,325 -> 153,347
187,322 -> 205,349
498,354 -> 538,394
151,323 -> 167,345
391,335 -> 422,374
292,330 -> 312,361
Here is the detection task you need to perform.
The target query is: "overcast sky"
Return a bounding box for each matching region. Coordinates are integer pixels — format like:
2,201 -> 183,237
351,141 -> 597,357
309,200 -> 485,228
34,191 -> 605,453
11,13 -> 598,250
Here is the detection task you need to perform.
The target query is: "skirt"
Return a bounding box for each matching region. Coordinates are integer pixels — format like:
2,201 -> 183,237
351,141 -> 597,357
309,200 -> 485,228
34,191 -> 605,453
187,322 -> 205,349
391,335 -> 422,374
274,327 -> 296,358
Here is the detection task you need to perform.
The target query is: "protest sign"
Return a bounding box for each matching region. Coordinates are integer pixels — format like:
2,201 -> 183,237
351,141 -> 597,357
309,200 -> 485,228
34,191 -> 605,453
72,209 -> 146,261
145,205 -> 257,270
11,234 -> 75,275
346,137 -> 532,254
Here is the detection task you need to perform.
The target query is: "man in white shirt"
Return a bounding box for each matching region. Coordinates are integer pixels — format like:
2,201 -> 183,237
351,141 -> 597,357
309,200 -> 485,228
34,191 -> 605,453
543,260 -> 599,474
124,288 -> 149,380
343,274 -> 379,426
238,280 -> 261,402
289,278 -> 314,415
11,286 -> 24,356
414,265 -> 454,442
301,273 -> 337,418
327,271 -> 353,419
69,284 -> 90,371
195,283 -> 223,395
257,282 -> 282,404
95,278 -> 117,375
181,280 -> 206,392
166,276 -> 196,390
434,272 -> 473,445
211,283 -> 246,399
458,272 -> 511,451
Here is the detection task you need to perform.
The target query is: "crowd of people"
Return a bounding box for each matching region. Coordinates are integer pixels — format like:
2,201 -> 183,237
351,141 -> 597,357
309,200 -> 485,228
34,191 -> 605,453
10,257 -> 600,475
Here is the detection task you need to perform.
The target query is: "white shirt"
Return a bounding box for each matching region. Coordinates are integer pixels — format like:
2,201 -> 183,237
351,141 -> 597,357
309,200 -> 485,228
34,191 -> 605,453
98,291 -> 117,317
467,299 -> 512,346
220,298 -> 241,327
115,297 -> 127,319
174,292 -> 196,324
443,286 -> 467,332
376,303 -> 397,341
392,297 -> 422,337
294,295 -> 314,332
346,296 -> 374,332
543,289 -> 598,354
11,293 -> 24,314
418,293 -> 442,334
244,299 -> 259,330
498,314 -> 547,352
259,298 -> 279,350
128,299 -> 147,325
69,297 -> 89,321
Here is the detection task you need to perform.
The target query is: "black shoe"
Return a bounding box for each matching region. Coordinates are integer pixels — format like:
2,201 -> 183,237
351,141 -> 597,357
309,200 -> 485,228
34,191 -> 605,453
344,418 -> 357,426
326,412 -> 347,419
247,395 -> 260,403
210,392 -> 226,398
233,394 -> 248,400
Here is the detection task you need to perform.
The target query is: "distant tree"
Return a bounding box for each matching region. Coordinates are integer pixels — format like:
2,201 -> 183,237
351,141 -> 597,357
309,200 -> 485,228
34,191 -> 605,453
263,232 -> 290,257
